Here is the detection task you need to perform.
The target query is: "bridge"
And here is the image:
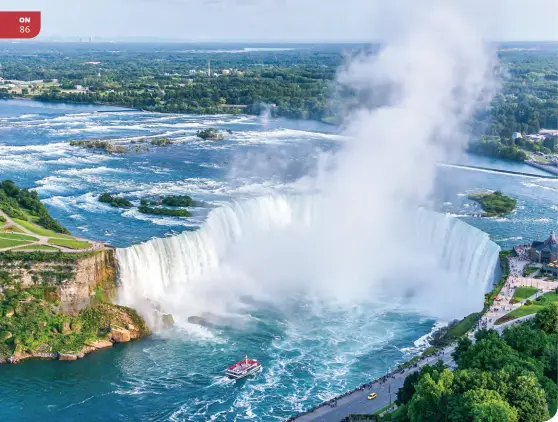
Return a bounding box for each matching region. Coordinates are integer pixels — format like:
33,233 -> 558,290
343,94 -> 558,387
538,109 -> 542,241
437,162 -> 558,179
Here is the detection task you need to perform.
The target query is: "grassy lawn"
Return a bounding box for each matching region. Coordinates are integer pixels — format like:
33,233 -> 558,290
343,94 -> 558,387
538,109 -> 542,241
448,312 -> 481,337
512,286 -> 539,301
530,155 -> 549,163
13,218 -> 73,238
13,244 -> 60,251
48,238 -> 91,250
0,233 -> 39,242
0,238 -> 32,248
523,264 -> 539,277
496,292 -> 558,324
1,225 -> 24,233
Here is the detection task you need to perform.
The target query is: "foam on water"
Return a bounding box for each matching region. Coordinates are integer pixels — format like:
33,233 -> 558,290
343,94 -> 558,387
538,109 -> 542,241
117,194 -> 501,328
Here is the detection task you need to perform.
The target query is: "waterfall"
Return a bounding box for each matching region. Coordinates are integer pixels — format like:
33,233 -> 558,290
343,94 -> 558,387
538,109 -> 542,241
116,195 -> 500,326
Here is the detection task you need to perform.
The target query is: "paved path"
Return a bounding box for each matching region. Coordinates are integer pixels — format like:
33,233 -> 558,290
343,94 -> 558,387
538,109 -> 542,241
480,256 -> 556,330
291,253 -> 556,422
0,209 -> 104,253
292,348 -> 455,422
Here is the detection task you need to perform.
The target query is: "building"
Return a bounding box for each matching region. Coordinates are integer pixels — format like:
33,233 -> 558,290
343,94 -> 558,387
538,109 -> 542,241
512,132 -> 522,140
525,134 -> 547,142
545,260 -> 558,276
539,129 -> 558,137
530,231 -> 558,264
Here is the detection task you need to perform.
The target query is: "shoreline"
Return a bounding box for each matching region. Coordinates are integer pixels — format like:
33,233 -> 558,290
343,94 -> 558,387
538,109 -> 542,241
4,95 -> 339,126
286,250 -> 510,421
2,336 -> 142,364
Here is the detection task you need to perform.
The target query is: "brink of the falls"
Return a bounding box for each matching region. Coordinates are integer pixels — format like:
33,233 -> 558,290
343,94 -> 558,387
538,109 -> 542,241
116,195 -> 501,328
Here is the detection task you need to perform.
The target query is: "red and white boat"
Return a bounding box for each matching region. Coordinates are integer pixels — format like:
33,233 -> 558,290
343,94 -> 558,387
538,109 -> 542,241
226,356 -> 262,379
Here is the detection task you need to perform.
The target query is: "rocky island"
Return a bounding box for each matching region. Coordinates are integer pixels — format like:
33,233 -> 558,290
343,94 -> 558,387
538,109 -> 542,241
98,193 -> 195,217
196,128 -> 224,140
0,180 -> 150,364
70,137 -> 173,154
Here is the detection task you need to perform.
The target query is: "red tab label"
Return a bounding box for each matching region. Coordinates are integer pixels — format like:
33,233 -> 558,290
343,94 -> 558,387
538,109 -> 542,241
0,11 -> 41,39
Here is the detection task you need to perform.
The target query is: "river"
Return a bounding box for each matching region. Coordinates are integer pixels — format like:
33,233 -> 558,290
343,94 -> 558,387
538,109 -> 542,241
0,99 -> 556,422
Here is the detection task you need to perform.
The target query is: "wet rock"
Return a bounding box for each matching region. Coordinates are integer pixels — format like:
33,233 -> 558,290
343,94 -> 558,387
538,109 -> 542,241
58,353 -> 78,361
162,314 -> 175,328
84,339 -> 113,349
110,328 -> 131,343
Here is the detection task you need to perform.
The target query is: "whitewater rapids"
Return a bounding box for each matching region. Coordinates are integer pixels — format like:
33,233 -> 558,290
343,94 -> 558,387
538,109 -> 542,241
116,195 -> 500,328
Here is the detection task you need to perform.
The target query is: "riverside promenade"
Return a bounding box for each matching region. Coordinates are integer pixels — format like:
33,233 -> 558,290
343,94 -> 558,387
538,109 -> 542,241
287,250 -> 554,422
287,347 -> 456,422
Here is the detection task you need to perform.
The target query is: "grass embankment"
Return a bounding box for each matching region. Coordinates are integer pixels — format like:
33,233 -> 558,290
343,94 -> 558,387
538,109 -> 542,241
468,191 -> 517,217
13,218 -> 73,238
48,238 -> 91,250
0,250 -> 97,263
425,250 -> 511,351
13,245 -> 60,251
524,263 -> 539,277
0,233 -> 39,242
496,292 -> 558,324
512,286 -> 539,301
1,225 -> 24,233
0,238 -> 31,248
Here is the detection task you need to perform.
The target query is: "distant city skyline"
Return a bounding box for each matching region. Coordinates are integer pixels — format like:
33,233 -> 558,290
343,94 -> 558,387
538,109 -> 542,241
2,0 -> 558,42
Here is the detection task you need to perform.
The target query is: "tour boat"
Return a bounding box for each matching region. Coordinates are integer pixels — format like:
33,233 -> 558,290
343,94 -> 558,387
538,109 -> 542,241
226,356 -> 262,379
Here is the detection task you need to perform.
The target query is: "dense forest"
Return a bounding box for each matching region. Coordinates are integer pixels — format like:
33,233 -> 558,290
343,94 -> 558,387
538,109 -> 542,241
393,305 -> 558,422
0,42 -> 557,154
0,180 -> 69,234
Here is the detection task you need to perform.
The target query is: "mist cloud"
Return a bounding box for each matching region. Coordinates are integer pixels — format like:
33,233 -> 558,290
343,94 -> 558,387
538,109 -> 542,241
118,3 -> 501,326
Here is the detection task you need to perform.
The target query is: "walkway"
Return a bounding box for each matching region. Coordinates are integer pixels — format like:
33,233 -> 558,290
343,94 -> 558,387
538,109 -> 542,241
290,252 -> 556,422
0,209 -> 104,253
480,256 -> 556,330
291,348 -> 456,422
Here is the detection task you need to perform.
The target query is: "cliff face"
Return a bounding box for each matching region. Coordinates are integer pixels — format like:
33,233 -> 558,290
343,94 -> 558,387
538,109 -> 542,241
1,249 -> 117,315
59,249 -> 117,314
0,250 -> 150,364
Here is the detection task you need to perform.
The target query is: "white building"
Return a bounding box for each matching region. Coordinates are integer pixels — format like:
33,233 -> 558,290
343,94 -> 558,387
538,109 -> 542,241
512,132 -> 522,139
539,129 -> 558,137
525,134 -> 546,142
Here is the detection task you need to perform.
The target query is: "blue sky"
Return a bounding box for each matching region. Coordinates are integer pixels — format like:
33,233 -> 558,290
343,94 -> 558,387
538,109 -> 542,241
3,0 -> 558,42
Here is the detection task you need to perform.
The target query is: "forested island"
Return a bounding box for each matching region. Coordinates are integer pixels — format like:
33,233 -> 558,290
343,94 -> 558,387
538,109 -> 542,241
98,193 -> 195,217
468,191 -> 517,217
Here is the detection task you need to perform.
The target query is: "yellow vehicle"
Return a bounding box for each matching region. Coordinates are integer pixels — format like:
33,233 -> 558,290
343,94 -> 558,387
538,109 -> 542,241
367,393 -> 377,400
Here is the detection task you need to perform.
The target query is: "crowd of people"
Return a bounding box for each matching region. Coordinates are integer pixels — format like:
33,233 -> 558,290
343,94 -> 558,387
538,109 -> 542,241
513,244 -> 531,261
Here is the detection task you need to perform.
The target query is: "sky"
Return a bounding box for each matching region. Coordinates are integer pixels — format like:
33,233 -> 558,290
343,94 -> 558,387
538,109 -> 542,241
2,0 -> 558,42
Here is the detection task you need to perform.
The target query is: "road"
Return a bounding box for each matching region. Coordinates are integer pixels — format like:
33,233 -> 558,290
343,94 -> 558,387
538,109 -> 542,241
291,254 -> 551,422
292,348 -> 455,422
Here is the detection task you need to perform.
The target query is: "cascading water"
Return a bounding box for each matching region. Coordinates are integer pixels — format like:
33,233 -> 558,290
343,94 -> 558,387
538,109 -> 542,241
116,194 -> 500,328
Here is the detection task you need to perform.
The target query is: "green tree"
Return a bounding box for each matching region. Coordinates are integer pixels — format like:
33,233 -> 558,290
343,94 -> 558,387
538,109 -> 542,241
502,323 -> 548,357
507,375 -> 550,422
407,369 -> 454,422
449,388 -> 519,422
535,303 -> 558,334
543,136 -> 558,152
471,401 -> 518,422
